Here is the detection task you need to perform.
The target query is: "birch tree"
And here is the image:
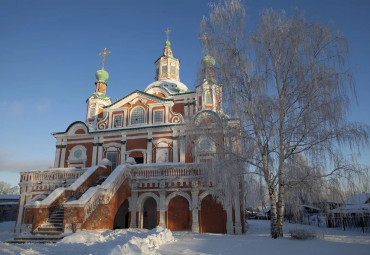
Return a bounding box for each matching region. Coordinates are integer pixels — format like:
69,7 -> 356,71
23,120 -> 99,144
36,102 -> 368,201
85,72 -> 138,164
200,0 -> 369,238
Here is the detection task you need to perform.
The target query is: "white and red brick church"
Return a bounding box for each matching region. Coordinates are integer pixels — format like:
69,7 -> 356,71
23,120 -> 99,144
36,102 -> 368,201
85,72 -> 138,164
14,34 -> 245,238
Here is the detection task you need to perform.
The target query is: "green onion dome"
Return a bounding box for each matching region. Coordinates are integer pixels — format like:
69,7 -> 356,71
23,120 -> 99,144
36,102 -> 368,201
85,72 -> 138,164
165,40 -> 171,48
201,54 -> 215,67
95,69 -> 109,83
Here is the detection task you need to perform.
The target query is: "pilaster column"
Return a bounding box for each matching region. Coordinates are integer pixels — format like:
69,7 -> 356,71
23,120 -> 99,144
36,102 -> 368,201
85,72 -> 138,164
189,101 -> 194,117
159,187 -> 166,228
92,137 -> 98,166
164,105 -> 169,123
121,134 -> 126,165
191,190 -> 199,232
97,137 -> 104,163
226,193 -> 234,234
54,138 -> 62,168
148,106 -> 153,125
179,138 -> 185,163
108,111 -> 113,129
172,136 -> 178,163
234,188 -> 242,234
184,100 -> 189,119
147,131 -> 152,164
15,192 -> 26,233
59,139 -> 67,168
129,190 -> 138,228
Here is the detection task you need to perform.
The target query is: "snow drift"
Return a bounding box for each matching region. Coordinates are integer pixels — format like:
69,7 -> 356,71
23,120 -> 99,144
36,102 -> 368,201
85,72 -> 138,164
60,227 -> 174,254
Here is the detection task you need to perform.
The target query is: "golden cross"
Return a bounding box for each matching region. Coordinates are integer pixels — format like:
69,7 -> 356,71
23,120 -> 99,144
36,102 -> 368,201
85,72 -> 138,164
165,28 -> 171,41
99,48 -> 111,70
199,32 -> 211,54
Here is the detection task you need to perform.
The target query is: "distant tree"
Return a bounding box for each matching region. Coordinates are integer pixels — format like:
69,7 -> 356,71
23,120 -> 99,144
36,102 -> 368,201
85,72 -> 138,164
200,0 -> 369,238
0,181 -> 19,194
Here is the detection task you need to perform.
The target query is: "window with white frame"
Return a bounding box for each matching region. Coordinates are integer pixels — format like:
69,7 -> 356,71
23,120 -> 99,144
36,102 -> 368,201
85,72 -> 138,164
153,110 -> 164,123
204,91 -> 213,105
113,115 -> 122,128
131,107 -> 145,125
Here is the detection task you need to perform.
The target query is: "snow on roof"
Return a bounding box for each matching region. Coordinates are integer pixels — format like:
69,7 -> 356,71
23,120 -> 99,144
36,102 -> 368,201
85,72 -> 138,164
0,202 -> 18,205
144,79 -> 190,94
344,193 -> 370,205
330,204 -> 369,214
0,195 -> 19,200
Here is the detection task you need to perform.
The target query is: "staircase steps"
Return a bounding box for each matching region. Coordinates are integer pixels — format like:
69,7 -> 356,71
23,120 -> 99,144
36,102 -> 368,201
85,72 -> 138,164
6,207 -> 65,244
94,176 -> 107,186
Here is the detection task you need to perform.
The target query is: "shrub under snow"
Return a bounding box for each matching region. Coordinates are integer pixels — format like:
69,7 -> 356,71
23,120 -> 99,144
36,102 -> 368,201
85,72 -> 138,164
288,228 -> 316,240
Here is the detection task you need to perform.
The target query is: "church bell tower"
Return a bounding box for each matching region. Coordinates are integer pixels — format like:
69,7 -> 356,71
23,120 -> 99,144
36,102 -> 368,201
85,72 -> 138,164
154,29 -> 180,82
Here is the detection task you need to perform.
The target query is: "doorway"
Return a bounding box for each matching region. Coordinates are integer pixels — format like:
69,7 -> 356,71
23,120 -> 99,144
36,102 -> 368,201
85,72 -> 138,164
142,197 -> 157,229
113,199 -> 129,229
106,151 -> 118,170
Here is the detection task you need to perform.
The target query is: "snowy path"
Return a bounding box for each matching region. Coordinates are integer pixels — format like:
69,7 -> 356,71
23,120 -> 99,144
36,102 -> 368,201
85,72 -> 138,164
0,220 -> 369,255
157,220 -> 370,255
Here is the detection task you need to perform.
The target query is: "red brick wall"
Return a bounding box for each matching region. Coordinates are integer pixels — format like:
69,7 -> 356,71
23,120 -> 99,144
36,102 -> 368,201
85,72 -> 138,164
199,195 -> 226,234
167,196 -> 190,231
82,179 -> 131,230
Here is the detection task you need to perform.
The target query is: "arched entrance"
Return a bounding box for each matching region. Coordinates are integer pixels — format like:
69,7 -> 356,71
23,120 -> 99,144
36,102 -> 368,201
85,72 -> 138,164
168,195 -> 190,231
143,197 -> 157,229
129,151 -> 144,164
200,195 -> 226,233
113,199 -> 129,229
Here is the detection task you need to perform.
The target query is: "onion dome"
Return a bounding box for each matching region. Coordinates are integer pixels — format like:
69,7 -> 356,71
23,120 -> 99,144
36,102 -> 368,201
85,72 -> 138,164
95,69 -> 109,83
165,40 -> 171,48
201,54 -> 215,68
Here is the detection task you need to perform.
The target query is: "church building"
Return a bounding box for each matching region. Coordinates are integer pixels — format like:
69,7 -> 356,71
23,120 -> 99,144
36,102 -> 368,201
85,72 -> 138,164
14,33 -> 245,238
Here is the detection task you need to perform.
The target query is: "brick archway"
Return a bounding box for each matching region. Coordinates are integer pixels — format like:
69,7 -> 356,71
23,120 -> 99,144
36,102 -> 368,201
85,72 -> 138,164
167,195 -> 190,231
200,195 -> 226,233
113,199 -> 129,229
143,197 -> 157,230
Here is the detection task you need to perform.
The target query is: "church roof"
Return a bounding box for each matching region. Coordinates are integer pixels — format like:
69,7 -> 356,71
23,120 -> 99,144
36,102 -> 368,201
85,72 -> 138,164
144,79 -> 190,94
104,90 -> 174,109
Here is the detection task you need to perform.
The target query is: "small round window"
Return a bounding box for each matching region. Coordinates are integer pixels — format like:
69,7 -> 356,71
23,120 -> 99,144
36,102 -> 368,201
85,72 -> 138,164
74,149 -> 82,158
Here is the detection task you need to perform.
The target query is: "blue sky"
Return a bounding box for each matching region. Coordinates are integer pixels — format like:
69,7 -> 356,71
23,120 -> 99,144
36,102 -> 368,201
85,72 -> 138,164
0,0 -> 369,187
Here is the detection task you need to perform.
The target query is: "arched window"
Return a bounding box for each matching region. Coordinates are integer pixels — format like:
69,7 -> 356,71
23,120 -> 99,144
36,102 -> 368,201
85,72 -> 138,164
204,91 -> 213,105
131,107 -> 145,125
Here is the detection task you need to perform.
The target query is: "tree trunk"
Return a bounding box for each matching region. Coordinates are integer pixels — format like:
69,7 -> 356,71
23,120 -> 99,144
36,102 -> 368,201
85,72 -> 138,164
277,181 -> 285,237
268,186 -> 279,238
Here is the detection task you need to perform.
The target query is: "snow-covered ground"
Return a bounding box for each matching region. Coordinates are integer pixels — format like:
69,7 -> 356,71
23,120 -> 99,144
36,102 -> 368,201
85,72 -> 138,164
0,220 -> 369,255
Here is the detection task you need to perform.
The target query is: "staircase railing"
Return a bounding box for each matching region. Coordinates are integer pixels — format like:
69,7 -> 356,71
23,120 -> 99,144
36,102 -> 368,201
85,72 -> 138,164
23,161 -> 111,231
64,164 -> 130,225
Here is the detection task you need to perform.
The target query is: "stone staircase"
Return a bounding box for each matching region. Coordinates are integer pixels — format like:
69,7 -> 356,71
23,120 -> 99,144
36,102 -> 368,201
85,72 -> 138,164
6,207 -> 65,244
95,175 -> 107,186
7,176 -> 109,244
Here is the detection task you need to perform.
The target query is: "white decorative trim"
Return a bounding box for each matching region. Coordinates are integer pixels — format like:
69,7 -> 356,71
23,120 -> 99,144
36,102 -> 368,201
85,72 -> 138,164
153,138 -> 172,145
164,191 -> 192,210
67,145 -> 87,168
137,192 -> 160,228
68,123 -> 88,136
103,142 -> 121,148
